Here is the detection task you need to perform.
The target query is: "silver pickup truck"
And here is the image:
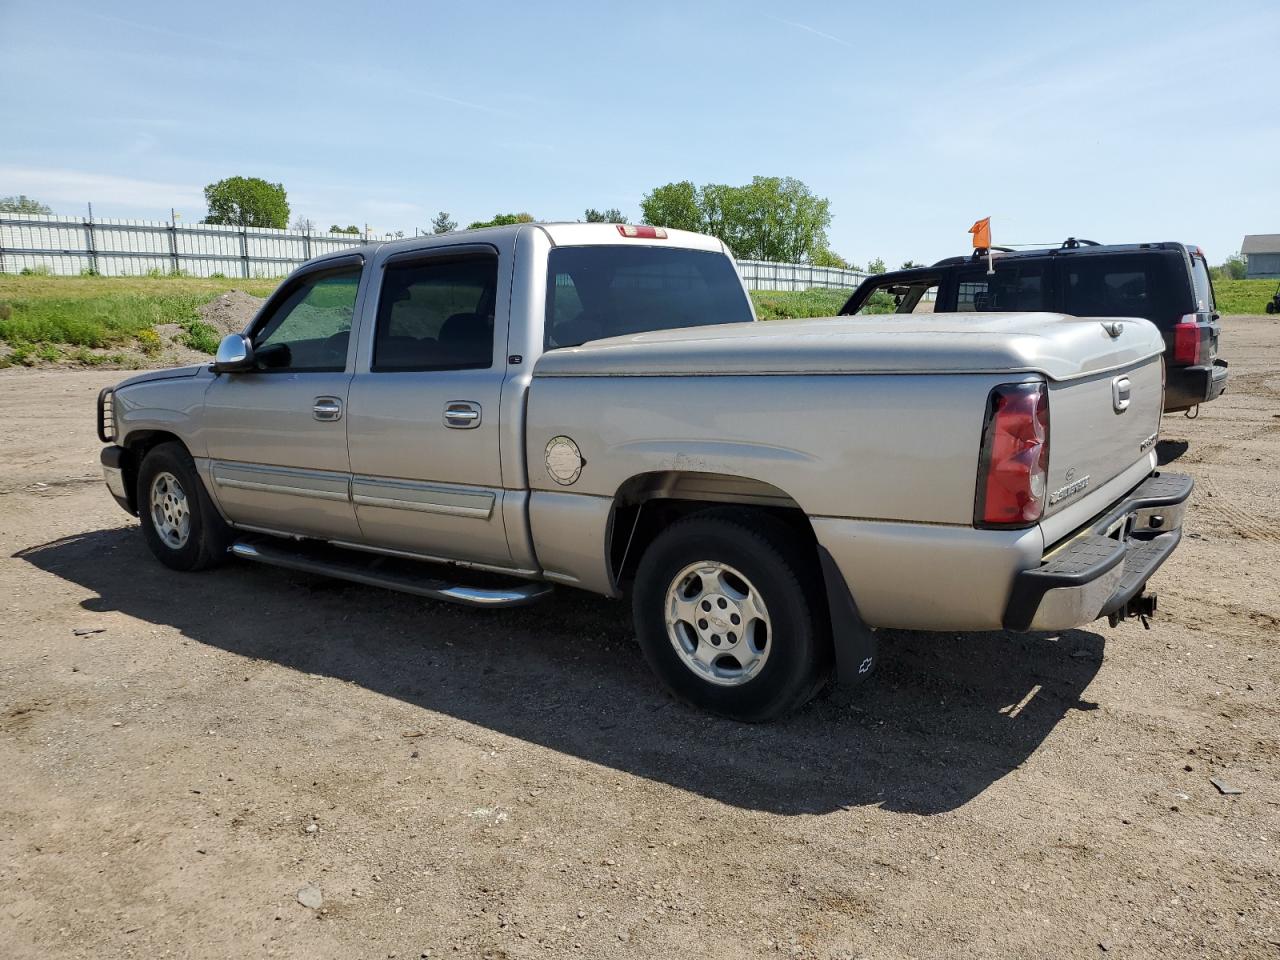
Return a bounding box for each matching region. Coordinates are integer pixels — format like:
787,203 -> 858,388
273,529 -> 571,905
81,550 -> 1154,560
96,223 -> 1192,720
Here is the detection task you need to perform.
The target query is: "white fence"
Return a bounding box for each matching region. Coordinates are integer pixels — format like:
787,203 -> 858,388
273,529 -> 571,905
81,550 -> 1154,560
0,213 -> 871,290
0,213 -> 366,278
736,259 -> 867,291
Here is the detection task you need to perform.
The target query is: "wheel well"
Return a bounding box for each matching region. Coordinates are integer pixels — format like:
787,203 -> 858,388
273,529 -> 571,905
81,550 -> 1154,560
608,472 -> 817,589
119,430 -> 185,513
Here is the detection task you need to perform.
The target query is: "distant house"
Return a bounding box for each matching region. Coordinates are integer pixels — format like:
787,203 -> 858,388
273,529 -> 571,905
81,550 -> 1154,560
1242,235 -> 1280,279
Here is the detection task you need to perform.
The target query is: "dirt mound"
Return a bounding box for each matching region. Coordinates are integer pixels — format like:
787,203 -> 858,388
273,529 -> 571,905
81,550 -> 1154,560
197,290 -> 265,337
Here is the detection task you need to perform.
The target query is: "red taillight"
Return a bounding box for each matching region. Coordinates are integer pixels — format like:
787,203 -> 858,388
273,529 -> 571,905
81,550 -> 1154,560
1173,316 -> 1203,365
617,224 -> 668,239
976,383 -> 1050,527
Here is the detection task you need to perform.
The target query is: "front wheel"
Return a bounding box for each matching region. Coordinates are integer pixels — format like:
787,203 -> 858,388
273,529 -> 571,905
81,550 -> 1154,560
136,441 -> 231,571
1267,301 -> 1277,314
631,511 -> 831,721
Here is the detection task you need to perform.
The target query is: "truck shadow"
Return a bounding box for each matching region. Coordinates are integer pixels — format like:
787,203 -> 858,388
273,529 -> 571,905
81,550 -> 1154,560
19,527 -> 1107,817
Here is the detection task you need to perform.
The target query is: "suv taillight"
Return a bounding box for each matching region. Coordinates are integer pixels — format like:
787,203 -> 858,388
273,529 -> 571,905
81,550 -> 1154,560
1173,315 -> 1204,365
975,383 -> 1049,527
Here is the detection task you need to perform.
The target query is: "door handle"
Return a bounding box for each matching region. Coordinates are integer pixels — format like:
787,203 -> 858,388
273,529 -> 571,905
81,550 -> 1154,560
444,401 -> 482,429
313,396 -> 343,421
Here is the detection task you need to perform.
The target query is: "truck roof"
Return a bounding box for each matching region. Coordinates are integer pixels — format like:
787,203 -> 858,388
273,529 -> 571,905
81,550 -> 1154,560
305,222 -> 727,267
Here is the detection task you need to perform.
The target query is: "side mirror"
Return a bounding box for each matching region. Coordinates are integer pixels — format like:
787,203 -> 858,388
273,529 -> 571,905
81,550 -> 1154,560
211,333 -> 255,373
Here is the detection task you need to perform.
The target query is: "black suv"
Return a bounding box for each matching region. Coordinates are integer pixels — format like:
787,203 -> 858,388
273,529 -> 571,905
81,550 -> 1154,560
840,240 -> 1228,412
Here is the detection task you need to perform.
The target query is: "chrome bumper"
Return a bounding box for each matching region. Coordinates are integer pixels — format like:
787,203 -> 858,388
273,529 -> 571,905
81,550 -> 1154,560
1004,472 -> 1193,632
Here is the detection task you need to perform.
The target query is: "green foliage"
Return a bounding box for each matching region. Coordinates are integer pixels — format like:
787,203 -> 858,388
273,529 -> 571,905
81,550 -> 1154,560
466,213 -> 535,229
0,195 -> 52,215
749,287 -> 851,320
1211,251 -> 1247,282
329,224 -> 362,235
20,265 -> 52,276
145,267 -> 190,279
811,248 -> 849,269
430,212 -> 457,234
1213,279 -> 1278,314
867,257 -> 887,275
202,176 -> 289,228
641,176 -> 831,262
584,208 -> 628,224
0,275 -> 281,362
901,260 -> 923,269
210,272 -> 227,279
640,181 -> 704,233
179,320 -> 221,354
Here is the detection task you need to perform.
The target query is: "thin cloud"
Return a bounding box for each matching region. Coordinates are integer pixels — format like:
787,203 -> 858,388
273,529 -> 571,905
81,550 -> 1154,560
0,166 -> 204,213
765,15 -> 855,49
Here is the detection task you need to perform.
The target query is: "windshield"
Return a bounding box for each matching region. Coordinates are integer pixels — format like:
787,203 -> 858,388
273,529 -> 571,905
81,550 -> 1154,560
544,245 -> 753,349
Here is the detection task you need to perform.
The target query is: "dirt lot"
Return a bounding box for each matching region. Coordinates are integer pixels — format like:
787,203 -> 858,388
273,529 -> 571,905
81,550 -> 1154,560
1,317 -> 1277,959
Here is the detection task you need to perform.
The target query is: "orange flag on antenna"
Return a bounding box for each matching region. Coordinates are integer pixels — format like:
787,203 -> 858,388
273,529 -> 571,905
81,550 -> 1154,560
969,217 -> 991,250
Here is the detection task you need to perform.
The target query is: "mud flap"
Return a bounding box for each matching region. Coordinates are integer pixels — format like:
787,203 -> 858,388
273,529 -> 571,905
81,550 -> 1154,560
817,546 -> 878,696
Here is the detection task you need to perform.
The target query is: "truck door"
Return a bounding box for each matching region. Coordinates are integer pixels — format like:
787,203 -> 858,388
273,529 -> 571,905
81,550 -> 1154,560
344,245 -> 514,567
201,258 -> 364,541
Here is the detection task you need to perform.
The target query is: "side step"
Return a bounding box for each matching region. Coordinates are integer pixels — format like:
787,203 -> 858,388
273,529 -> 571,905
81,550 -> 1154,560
230,539 -> 552,608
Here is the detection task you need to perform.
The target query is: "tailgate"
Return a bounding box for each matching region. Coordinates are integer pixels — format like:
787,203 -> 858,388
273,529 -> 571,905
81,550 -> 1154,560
1042,354 -> 1163,519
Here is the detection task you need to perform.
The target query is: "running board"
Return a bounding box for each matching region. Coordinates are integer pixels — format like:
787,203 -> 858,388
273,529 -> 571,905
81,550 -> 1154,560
229,539 -> 552,608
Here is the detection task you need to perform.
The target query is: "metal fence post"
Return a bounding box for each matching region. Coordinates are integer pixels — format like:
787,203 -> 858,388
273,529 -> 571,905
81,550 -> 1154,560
85,202 -> 99,276
168,208 -> 180,275
240,226 -> 250,279
303,228 -> 312,261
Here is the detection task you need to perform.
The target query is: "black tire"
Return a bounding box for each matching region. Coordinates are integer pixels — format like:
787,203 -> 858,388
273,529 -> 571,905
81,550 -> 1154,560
136,441 -> 231,571
631,510 -> 831,721
1267,301 -> 1277,314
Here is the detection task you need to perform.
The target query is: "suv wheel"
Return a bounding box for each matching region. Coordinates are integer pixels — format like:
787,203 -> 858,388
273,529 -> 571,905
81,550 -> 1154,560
632,510 -> 831,721
136,442 -> 231,571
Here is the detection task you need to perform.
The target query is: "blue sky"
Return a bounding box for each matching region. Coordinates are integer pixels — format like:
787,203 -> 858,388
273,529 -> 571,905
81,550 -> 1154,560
1,0 -> 1276,267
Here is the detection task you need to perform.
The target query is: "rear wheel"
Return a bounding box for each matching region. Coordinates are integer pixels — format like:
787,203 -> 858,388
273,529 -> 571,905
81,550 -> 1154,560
136,442 -> 231,571
1267,300 -> 1277,314
632,510 -> 830,721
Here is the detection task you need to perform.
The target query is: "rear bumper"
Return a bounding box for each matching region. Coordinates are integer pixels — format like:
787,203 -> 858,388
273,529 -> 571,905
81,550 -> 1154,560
1165,359 -> 1228,411
1003,472 -> 1193,631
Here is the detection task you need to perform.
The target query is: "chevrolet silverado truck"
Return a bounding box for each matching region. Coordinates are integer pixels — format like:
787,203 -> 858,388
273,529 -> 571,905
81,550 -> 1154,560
96,222 -> 1192,720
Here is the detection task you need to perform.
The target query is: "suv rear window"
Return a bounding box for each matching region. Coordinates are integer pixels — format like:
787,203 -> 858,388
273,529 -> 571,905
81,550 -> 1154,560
955,262 -> 1048,312
545,246 -> 752,349
1059,253 -> 1181,324
1189,253 -> 1215,313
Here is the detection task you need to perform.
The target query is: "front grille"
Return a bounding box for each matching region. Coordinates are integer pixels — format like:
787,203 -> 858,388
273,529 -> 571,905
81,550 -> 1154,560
97,387 -> 115,443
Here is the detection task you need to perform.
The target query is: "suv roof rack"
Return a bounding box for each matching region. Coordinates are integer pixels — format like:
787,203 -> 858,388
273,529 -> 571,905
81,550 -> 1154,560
1061,237 -> 1101,249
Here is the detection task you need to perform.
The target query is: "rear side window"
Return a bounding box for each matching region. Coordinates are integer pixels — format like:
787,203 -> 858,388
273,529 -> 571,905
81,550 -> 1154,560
373,255 -> 498,372
1059,253 -> 1182,324
545,246 -> 752,349
847,276 -> 940,315
1190,253 -> 1215,312
955,262 -> 1048,312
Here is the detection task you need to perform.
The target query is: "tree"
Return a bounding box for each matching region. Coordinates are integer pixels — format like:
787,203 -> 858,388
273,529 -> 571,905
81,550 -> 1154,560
0,195 -> 52,215
867,257 -> 887,274
811,248 -> 849,269
292,215 -> 316,232
640,176 -> 831,261
900,260 -> 923,269
584,208 -> 628,223
639,181 -> 705,234
202,176 -> 289,228
329,224 -> 361,235
431,211 -> 457,234
1212,251 -> 1247,281
466,212 -> 535,229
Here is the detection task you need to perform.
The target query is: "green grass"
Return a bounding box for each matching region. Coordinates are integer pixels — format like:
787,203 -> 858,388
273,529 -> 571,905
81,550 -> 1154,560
750,287 -> 853,320
1213,279 -> 1278,315
0,275 -> 282,358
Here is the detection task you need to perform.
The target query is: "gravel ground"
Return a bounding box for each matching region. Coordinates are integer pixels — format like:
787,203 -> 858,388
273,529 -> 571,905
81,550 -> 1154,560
1,316 -> 1277,959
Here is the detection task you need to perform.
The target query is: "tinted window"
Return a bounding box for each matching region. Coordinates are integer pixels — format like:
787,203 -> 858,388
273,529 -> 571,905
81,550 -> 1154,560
955,262 -> 1047,312
544,246 -> 752,349
850,276 -> 940,315
1060,253 -> 1181,324
253,267 -> 361,371
373,255 -> 497,371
